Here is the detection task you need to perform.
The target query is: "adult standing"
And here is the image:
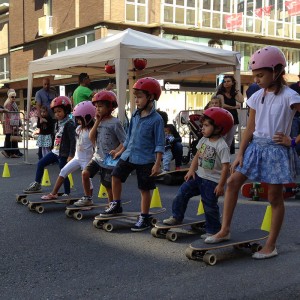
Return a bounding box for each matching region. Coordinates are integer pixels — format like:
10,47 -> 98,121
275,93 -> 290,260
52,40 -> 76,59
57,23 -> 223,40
216,75 -> 244,151
289,74 -> 300,155
35,77 -> 57,120
2,89 -> 22,158
72,73 -> 95,106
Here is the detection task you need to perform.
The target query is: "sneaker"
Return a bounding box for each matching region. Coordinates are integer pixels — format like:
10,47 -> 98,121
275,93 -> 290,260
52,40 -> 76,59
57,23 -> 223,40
159,170 -> 168,175
100,201 -> 122,216
74,196 -> 93,207
200,233 -> 212,239
24,182 -> 42,193
163,216 -> 182,225
41,193 -> 58,200
131,215 -> 151,232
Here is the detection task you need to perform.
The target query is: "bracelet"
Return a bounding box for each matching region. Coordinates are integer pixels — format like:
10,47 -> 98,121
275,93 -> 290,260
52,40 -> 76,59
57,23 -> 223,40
291,138 -> 296,148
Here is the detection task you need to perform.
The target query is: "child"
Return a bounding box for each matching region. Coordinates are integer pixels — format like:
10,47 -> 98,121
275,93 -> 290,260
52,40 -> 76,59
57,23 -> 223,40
79,91 -> 126,207
35,105 -> 55,159
163,108 -> 233,238
24,96 -> 76,194
100,77 -> 165,232
161,124 -> 183,172
40,101 -> 95,200
205,46 -> 300,260
208,95 -> 223,108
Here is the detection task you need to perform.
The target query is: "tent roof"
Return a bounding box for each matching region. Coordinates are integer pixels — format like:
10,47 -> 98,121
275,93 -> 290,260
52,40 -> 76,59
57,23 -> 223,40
28,28 -> 240,80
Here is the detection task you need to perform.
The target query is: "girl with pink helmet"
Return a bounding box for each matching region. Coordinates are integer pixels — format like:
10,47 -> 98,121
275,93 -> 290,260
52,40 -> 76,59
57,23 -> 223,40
41,101 -> 96,201
205,46 -> 300,260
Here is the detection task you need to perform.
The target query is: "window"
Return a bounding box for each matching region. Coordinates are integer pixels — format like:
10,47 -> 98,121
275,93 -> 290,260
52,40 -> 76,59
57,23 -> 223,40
126,0 -> 148,23
44,0 -> 52,16
0,56 -> 9,80
49,32 -> 95,55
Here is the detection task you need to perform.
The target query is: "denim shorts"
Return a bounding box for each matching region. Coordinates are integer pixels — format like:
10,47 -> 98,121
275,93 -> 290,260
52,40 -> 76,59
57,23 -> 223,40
112,159 -> 156,190
85,159 -> 112,188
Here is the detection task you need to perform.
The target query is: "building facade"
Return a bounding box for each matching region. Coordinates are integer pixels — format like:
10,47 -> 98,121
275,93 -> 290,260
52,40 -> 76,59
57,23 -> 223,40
1,0 -> 300,120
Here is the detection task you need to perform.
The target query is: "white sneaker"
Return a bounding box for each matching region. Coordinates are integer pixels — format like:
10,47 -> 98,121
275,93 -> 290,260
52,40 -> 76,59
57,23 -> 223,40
74,196 -> 93,207
200,233 -> 212,239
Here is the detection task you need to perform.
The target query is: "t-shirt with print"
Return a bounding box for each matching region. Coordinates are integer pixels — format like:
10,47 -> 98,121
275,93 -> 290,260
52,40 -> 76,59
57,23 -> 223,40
74,126 -> 94,161
92,117 -> 126,169
196,136 -> 230,183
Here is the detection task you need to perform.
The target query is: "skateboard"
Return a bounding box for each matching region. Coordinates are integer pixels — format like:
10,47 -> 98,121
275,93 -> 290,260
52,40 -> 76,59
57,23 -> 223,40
65,201 -> 131,220
27,195 -> 81,214
151,216 -> 206,242
241,182 -> 300,201
155,168 -> 189,185
16,192 -> 65,205
185,229 -> 269,266
93,208 -> 166,232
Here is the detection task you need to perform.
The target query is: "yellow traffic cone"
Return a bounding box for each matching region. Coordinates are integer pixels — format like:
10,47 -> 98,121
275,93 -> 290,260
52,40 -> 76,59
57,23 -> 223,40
261,205 -> 272,232
68,173 -> 74,189
197,198 -> 205,215
2,163 -> 10,178
150,187 -> 162,208
98,184 -> 108,198
41,169 -> 51,186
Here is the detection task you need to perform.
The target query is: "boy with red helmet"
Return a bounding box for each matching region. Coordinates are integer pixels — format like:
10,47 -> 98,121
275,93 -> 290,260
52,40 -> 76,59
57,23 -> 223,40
206,46 -> 300,260
24,96 -> 76,194
99,77 -> 165,232
77,90 -> 126,207
163,107 -> 233,238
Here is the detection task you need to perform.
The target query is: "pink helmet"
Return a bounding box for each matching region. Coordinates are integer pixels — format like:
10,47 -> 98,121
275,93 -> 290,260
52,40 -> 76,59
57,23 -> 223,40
249,46 -> 286,71
203,107 -> 234,136
73,101 -> 96,119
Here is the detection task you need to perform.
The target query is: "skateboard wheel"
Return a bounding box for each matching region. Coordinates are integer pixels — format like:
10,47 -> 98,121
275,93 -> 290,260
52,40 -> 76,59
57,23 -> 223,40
251,243 -> 262,253
35,205 -> 44,214
185,248 -> 197,260
22,198 -> 29,205
166,231 -> 178,242
103,223 -> 113,232
93,220 -> 104,229
151,227 -> 160,238
150,218 -> 157,226
74,212 -> 83,220
16,196 -> 24,203
203,253 -> 217,266
28,203 -> 35,211
65,210 -> 73,218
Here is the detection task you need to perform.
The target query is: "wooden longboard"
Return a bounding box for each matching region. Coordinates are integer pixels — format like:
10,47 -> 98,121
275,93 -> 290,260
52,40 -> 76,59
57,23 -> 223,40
93,208 -> 166,232
151,216 -> 206,242
155,168 -> 189,185
241,182 -> 300,201
27,196 -> 81,214
65,201 -> 131,220
185,229 -> 269,265
16,192 -> 65,205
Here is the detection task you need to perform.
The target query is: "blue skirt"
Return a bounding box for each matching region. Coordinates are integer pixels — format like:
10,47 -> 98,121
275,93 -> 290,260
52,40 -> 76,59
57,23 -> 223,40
236,136 -> 300,184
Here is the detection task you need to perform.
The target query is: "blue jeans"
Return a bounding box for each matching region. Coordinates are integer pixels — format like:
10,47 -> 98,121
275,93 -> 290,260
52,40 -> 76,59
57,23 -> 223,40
172,174 -> 221,234
162,149 -> 172,171
35,152 -> 70,194
172,142 -> 183,167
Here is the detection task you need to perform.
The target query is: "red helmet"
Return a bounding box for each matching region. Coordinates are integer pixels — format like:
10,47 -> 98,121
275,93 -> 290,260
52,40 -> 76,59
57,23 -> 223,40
92,90 -> 118,109
133,77 -> 161,101
203,107 -> 234,136
50,96 -> 72,110
105,63 -> 115,74
133,58 -> 147,70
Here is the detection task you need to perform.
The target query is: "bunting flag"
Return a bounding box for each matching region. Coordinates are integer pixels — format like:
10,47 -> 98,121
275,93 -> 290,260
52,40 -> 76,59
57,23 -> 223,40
285,0 -> 300,16
255,6 -> 272,18
225,13 -> 243,30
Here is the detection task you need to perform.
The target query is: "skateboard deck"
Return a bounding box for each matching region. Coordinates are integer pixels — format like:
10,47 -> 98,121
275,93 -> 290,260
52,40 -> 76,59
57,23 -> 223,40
185,229 -> 269,265
16,192 -> 65,205
27,195 -> 81,214
155,168 -> 189,185
241,182 -> 300,201
65,200 -> 131,220
93,208 -> 166,232
151,216 -> 206,242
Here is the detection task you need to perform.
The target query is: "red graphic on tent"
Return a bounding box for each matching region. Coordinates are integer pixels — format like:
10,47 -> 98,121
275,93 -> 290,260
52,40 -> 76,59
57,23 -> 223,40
285,0 -> 300,16
225,13 -> 243,30
255,6 -> 272,18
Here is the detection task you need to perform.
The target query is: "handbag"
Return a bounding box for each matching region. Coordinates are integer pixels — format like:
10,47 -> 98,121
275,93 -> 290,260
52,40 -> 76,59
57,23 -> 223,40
10,135 -> 22,142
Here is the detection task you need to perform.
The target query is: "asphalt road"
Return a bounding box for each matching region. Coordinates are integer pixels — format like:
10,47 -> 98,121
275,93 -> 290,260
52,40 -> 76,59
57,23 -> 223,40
1,149 -> 300,299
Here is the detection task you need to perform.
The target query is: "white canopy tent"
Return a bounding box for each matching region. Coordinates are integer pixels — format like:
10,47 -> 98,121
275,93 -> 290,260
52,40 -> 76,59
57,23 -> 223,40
27,28 -> 241,123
